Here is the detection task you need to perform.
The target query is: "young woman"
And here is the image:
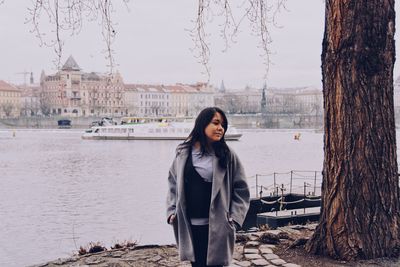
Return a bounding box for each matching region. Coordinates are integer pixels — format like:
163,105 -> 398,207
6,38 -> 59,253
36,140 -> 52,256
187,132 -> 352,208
166,107 -> 250,267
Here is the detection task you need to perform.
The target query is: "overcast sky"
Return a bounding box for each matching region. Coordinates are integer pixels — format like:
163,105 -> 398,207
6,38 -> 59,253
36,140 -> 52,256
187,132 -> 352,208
1,1 -> 399,89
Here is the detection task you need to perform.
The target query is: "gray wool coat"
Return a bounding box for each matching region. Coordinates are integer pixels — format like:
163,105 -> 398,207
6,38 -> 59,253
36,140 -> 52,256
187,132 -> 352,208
166,145 -> 250,266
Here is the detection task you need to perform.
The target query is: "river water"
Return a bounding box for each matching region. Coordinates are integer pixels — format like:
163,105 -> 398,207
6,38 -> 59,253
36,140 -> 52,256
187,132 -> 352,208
0,128 -> 325,266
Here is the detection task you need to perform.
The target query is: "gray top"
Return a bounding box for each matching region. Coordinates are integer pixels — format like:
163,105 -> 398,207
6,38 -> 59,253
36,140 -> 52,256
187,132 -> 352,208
191,146 -> 214,182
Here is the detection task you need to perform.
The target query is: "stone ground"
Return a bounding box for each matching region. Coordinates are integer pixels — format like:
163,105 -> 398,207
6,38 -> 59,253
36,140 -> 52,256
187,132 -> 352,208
29,224 -> 400,267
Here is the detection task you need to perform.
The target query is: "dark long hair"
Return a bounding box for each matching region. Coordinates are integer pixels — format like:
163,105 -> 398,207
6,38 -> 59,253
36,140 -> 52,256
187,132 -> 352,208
181,107 -> 230,168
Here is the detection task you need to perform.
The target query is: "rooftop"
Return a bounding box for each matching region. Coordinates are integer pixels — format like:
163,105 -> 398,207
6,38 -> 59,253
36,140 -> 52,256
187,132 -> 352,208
0,80 -> 20,92
61,55 -> 81,71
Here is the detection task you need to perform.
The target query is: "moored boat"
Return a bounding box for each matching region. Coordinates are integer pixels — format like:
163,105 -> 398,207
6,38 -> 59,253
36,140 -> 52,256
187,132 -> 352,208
82,121 -> 242,141
57,119 -> 71,129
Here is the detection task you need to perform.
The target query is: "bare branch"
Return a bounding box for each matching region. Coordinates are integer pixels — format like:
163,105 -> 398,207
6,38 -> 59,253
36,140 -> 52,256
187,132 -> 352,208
194,0 -> 287,81
98,0 -> 117,73
25,0 -> 131,73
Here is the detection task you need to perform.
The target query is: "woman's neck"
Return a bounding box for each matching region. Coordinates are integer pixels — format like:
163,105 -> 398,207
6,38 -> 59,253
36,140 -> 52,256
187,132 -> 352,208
194,141 -> 212,152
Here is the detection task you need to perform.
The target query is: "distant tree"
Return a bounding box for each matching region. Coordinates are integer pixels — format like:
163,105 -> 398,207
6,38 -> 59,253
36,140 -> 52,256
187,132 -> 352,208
305,0 -> 400,260
39,92 -> 51,116
1,102 -> 14,117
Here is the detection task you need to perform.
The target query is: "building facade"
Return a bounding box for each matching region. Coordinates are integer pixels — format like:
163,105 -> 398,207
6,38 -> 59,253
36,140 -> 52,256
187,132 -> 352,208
124,83 -> 214,117
215,84 -> 323,116
40,56 -> 125,117
19,85 -> 41,117
0,80 -> 21,118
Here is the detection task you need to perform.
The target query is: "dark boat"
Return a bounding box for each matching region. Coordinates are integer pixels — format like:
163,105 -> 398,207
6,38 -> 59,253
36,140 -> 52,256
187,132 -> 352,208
58,119 -> 72,129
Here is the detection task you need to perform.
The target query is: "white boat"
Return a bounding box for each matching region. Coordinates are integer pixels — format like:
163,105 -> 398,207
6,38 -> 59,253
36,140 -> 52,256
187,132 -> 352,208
82,121 -> 242,141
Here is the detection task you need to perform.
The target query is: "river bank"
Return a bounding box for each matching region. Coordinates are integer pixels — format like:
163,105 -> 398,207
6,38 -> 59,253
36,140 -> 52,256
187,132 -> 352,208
29,226 -> 306,267
28,224 -> 400,267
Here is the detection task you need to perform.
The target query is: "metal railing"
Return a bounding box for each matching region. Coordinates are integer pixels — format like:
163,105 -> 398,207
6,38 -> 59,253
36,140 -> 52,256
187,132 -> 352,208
247,170 -> 323,199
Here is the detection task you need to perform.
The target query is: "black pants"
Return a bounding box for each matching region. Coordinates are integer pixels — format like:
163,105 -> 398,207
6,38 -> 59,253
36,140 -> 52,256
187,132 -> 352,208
190,224 -> 223,267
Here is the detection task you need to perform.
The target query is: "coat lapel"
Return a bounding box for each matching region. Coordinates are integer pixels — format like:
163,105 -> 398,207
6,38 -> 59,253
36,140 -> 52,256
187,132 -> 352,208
211,155 -> 227,203
176,148 -> 189,211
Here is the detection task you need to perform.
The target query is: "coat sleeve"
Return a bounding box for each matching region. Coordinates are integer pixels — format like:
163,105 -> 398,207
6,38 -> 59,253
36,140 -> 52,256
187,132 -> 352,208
166,156 -> 178,223
229,150 -> 250,227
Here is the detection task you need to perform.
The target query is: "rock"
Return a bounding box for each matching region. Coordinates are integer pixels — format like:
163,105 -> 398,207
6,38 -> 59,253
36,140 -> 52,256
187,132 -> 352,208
245,241 -> 260,247
244,253 -> 262,260
259,247 -> 274,254
263,253 -> 279,260
235,261 -> 252,267
288,225 -> 306,230
110,251 -> 126,258
148,255 -> 163,262
248,235 -> 259,241
270,259 -> 287,266
244,248 -> 259,254
283,264 -> 301,267
251,258 -> 270,266
84,257 -> 106,265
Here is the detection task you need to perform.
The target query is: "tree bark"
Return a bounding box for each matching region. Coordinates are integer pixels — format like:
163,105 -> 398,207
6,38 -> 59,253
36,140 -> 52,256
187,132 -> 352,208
306,0 -> 400,260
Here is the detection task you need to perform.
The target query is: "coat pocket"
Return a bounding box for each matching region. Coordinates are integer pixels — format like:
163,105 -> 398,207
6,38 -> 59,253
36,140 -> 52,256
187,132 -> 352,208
225,212 -> 236,232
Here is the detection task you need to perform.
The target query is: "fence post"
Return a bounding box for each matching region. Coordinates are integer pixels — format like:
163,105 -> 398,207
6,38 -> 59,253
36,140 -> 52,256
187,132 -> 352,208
255,174 -> 258,199
304,182 -> 307,214
290,170 -> 293,194
314,171 -> 317,196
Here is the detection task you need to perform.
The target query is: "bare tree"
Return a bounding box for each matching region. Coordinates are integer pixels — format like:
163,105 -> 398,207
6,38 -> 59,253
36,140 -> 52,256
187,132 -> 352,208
39,92 -> 51,116
1,102 -> 14,117
305,0 -> 400,260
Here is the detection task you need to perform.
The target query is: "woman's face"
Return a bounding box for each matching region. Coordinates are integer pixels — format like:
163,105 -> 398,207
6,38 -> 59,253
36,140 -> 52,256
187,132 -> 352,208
204,112 -> 225,144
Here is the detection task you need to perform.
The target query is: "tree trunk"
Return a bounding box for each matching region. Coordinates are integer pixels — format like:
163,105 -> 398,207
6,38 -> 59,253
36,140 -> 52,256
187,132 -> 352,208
306,0 -> 400,260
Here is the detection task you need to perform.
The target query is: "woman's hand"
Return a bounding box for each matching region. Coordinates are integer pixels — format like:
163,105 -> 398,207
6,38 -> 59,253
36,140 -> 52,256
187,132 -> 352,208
168,214 -> 176,224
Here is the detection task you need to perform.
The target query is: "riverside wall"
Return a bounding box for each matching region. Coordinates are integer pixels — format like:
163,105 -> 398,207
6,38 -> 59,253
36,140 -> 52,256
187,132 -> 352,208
0,114 -> 323,129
